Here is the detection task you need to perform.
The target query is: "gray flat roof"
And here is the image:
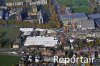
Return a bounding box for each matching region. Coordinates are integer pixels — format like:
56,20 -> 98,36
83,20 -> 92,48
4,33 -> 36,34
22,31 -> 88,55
61,13 -> 87,19
88,14 -> 100,19
78,19 -> 95,29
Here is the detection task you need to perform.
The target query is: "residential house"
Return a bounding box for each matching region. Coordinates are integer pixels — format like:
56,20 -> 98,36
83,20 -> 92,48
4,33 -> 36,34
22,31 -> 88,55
12,43 -> 19,48
28,4 -> 37,16
25,4 -> 43,23
13,39 -> 20,48
43,56 -> 54,62
63,44 -> 70,50
25,4 -> 38,22
55,50 -> 65,57
41,50 -> 53,56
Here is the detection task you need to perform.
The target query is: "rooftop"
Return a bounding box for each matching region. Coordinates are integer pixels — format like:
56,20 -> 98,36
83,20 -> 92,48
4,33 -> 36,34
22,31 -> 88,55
78,19 -> 95,29
24,36 -> 58,47
61,13 -> 87,19
88,14 -> 100,19
6,0 -> 25,3
20,28 -> 34,32
95,0 -> 100,2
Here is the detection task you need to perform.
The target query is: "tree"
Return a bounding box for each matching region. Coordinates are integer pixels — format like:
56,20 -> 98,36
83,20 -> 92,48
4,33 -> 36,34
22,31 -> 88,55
0,40 -> 2,48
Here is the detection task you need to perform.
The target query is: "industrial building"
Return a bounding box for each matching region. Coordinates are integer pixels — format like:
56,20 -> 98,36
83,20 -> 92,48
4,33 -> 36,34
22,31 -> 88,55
24,36 -> 58,47
77,19 -> 95,30
19,28 -> 58,47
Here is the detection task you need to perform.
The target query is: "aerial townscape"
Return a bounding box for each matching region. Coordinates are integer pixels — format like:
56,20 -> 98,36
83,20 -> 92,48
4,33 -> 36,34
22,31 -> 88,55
0,0 -> 100,66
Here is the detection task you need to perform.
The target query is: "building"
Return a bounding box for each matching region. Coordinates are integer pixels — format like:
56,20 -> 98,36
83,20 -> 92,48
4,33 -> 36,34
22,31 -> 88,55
13,43 -> 19,48
5,0 -> 47,6
95,19 -> 100,27
20,28 -> 58,47
95,0 -> 100,5
28,4 -> 38,16
24,36 -> 58,47
0,0 -> 5,6
77,19 -> 95,30
88,14 -> 100,19
25,0 -> 32,3
34,28 -> 47,36
0,11 -> 3,19
55,50 -> 65,56
38,11 -> 44,24
43,56 -> 54,62
60,13 -> 88,25
20,28 -> 34,32
5,0 -> 24,6
41,50 -> 53,56
20,28 -> 34,36
13,39 -> 20,48
93,59 -> 100,66
36,0 -> 47,5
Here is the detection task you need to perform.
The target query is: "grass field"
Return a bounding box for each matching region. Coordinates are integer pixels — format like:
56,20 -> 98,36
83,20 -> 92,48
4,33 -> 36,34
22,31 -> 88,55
57,0 -> 89,7
56,0 -> 93,13
0,27 -> 20,48
0,55 -> 20,66
72,6 -> 93,13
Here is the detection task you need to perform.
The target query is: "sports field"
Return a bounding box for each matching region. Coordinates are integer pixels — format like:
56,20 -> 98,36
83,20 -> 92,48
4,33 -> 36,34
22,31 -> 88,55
56,0 -> 93,13
57,0 -> 89,7
72,6 -> 93,13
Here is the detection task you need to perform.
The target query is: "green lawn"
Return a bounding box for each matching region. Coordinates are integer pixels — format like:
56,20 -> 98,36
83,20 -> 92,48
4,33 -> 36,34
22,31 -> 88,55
57,0 -> 89,7
72,6 -> 93,13
0,27 -> 20,48
56,0 -> 93,13
0,55 -> 20,66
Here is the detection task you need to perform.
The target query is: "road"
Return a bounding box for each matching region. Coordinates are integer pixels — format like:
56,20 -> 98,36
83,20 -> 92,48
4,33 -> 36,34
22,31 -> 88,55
0,48 -> 26,56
